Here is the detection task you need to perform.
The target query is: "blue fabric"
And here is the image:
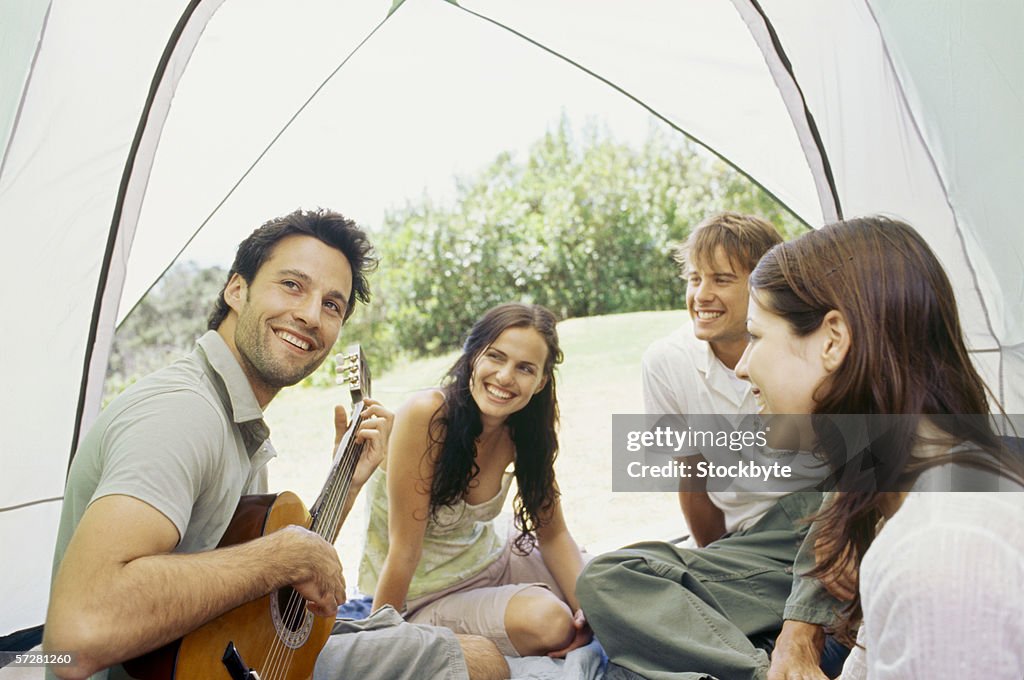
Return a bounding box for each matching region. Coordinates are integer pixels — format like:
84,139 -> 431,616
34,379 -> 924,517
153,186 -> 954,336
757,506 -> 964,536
819,636 -> 851,678
337,595 -> 374,620
506,639 -> 608,679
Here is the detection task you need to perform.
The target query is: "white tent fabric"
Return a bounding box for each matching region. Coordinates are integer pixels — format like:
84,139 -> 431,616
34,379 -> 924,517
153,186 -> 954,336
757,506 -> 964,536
1,0 -> 1020,638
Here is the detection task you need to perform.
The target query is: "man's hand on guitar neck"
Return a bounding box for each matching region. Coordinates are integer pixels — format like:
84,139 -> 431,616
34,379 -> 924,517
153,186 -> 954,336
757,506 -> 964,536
334,397 -> 393,489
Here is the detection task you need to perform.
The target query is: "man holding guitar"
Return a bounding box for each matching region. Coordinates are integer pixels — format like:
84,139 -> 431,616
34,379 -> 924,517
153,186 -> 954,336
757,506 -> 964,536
44,209 -> 508,680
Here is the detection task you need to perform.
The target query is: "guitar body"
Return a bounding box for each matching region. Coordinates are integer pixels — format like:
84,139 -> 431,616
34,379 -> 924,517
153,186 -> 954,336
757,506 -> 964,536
125,492 -> 333,680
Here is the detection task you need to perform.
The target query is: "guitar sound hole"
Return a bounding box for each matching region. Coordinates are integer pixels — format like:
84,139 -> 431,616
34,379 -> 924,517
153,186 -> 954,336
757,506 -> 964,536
276,586 -> 306,633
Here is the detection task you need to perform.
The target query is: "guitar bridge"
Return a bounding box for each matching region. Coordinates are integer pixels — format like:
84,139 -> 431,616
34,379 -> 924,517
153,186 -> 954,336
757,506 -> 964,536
222,641 -> 261,680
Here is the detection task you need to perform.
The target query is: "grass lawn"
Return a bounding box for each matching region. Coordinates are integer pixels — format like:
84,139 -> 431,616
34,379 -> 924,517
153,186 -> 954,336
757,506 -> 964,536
263,309 -> 690,587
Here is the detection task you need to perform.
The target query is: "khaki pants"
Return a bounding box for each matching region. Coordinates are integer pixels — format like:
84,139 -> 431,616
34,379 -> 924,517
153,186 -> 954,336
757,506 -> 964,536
314,606 -> 467,680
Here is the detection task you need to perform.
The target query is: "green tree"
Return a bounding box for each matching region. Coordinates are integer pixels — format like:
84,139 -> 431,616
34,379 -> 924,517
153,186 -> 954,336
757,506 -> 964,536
375,117 -> 804,354
105,262 -> 228,402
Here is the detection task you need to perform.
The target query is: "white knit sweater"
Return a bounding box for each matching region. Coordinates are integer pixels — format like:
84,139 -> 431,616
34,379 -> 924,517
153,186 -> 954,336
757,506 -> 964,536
839,489 -> 1024,679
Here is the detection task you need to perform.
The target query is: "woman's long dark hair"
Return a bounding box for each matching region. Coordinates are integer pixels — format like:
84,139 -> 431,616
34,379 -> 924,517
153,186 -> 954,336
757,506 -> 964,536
428,303 -> 563,553
749,216 -> 1023,645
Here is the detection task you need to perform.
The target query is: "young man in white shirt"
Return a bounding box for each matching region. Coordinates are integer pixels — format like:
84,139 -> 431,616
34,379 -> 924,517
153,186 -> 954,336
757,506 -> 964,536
642,212 -> 782,544
578,213 -> 843,680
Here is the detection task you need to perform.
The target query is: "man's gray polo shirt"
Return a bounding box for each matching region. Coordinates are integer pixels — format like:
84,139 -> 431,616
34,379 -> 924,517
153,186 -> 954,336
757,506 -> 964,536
53,330 -> 276,579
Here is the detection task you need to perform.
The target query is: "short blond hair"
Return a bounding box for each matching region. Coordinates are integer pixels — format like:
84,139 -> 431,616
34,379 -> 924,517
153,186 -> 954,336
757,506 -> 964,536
673,211 -> 783,276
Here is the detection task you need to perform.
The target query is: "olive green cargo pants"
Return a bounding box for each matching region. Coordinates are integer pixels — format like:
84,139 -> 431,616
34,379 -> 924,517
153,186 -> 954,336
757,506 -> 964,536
577,492 -> 825,680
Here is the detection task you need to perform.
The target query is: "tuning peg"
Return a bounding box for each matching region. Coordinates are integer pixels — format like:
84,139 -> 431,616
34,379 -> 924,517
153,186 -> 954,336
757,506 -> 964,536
334,356 -> 347,386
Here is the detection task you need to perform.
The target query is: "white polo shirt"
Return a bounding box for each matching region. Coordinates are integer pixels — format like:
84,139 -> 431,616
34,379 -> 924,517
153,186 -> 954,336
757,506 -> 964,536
641,323 -> 787,533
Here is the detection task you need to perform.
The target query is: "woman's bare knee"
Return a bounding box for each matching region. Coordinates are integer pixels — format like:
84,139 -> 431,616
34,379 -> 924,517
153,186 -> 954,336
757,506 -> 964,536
504,588 -> 575,656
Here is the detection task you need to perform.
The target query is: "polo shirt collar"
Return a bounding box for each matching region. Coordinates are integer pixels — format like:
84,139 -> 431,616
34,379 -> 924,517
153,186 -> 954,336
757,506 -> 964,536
196,330 -> 265,424
699,339 -> 749,409
694,336 -> 715,377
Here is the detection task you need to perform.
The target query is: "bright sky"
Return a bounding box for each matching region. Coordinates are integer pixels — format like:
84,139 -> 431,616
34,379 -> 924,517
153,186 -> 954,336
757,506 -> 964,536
135,1 -> 660,270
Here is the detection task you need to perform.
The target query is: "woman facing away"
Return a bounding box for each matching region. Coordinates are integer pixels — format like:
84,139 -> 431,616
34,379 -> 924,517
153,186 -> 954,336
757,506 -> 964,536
358,302 -> 591,658
734,216 -> 1024,679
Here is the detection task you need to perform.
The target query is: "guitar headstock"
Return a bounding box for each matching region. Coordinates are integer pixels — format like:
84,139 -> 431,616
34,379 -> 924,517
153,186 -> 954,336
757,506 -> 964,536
335,344 -> 371,404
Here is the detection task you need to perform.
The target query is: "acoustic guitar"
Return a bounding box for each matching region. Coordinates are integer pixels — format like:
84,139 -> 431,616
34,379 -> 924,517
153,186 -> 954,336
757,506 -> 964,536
125,345 -> 372,680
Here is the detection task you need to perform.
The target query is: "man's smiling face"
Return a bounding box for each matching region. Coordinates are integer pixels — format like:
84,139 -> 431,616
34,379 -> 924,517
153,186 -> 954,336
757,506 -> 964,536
225,234 -> 352,403
685,245 -> 752,350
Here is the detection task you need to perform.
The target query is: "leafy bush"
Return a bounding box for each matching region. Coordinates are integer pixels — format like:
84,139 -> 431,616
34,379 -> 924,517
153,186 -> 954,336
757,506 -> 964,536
105,262 -> 228,405
373,118 -> 803,353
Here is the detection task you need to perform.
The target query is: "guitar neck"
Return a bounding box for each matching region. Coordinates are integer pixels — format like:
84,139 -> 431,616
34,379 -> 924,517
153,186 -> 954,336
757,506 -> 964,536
309,345 -> 371,544
309,400 -> 366,544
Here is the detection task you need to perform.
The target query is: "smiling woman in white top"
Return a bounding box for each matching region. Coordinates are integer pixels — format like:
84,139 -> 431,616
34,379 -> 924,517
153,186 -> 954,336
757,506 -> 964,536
735,216 -> 1024,679
358,302 -> 590,659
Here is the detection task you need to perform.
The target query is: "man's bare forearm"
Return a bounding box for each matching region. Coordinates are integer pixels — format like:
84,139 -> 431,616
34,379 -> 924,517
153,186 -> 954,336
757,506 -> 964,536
46,526 -> 335,678
767,620 -> 827,680
673,454 -> 726,546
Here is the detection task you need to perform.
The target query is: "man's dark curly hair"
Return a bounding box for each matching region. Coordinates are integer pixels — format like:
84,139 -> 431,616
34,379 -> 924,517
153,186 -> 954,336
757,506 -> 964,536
207,208 -> 377,330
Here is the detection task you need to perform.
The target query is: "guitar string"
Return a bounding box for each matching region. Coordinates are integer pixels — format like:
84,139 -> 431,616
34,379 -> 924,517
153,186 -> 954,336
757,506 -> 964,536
288,433 -> 365,679
262,438 -> 356,680
261,438 -> 356,680
261,402 -> 366,680
260,436 -> 355,680
312,403 -> 365,541
318,437 -> 364,537
265,350 -> 369,679
314,401 -> 363,535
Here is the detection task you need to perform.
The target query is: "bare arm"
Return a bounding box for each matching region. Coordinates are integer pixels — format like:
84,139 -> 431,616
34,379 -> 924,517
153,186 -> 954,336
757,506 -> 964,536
44,494 -> 344,679
535,497 -> 585,612
676,454 -> 726,546
536,495 -> 592,658
370,392 -> 440,613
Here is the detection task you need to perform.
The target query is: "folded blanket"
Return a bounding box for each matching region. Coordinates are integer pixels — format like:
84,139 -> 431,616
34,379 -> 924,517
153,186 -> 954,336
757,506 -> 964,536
507,640 -> 607,680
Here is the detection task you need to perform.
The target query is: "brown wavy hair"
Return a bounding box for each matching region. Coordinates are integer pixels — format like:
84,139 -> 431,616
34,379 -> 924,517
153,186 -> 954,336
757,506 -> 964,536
428,303 -> 563,553
749,215 -> 1022,644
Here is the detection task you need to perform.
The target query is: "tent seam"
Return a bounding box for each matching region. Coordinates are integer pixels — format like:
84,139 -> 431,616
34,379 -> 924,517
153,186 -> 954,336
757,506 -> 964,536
0,1 -> 54,183
0,496 -> 63,514
70,0 -> 211,471
742,0 -> 843,222
862,0 -> 1005,405
448,1 -> 812,231
115,7 -> 404,326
